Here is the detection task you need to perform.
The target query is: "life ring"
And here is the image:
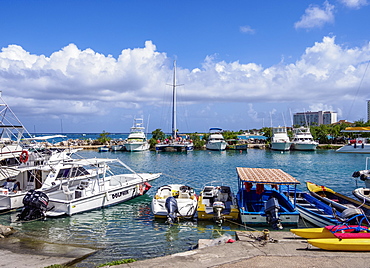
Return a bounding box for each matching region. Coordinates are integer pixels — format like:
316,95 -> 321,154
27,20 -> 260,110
19,150 -> 29,163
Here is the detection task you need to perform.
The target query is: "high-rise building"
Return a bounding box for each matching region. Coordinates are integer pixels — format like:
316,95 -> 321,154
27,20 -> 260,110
293,111 -> 337,126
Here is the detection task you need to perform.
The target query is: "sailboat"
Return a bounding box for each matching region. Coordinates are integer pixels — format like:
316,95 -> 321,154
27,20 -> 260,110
155,61 -> 194,152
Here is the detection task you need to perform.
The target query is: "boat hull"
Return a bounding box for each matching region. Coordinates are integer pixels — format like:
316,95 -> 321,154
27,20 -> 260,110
353,188 -> 370,204
292,143 -> 318,151
308,238 -> 370,251
306,181 -> 370,214
151,184 -> 197,219
270,142 -> 292,151
206,141 -> 227,151
291,228 -> 336,239
48,185 -> 140,216
124,142 -> 150,152
336,143 -> 370,153
291,192 -> 341,227
155,143 -> 193,152
237,189 -> 299,226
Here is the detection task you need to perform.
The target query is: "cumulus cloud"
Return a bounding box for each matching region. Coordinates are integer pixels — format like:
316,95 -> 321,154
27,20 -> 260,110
339,0 -> 368,9
1,36 -> 370,131
294,1 -> 335,29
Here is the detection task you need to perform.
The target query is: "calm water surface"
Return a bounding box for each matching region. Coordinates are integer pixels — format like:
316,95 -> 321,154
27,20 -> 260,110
0,149 -> 368,267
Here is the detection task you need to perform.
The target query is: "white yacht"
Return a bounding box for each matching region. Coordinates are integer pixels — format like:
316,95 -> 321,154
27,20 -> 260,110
206,128 -> 227,151
0,153 -> 94,211
291,127 -> 318,151
270,126 -> 292,151
124,117 -> 150,152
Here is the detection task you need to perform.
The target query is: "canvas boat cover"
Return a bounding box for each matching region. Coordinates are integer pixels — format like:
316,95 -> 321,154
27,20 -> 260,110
236,167 -> 300,185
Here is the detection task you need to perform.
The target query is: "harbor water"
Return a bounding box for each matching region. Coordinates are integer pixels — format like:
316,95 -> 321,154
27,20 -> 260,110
0,147 -> 368,267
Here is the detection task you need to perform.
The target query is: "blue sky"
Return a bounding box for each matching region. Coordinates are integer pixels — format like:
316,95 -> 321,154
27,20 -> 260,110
1,0 -> 370,133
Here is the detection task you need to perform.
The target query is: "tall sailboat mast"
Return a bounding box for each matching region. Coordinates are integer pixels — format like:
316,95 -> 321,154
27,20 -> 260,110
171,60 -> 183,138
172,61 -> 177,138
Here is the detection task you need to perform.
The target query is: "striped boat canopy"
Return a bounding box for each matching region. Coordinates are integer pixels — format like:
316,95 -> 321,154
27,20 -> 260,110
341,127 -> 370,132
236,167 -> 300,185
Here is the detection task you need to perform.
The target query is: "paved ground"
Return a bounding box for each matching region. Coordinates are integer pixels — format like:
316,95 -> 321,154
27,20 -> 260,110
0,235 -> 96,268
2,230 -> 370,268
112,231 -> 370,268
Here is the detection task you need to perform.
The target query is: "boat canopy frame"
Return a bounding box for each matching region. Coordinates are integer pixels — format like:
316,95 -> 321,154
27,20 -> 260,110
237,167 -> 300,207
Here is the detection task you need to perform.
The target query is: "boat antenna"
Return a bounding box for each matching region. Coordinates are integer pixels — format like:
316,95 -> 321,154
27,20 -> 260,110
168,60 -> 183,138
282,112 -> 286,127
303,109 -> 309,127
146,114 -> 150,137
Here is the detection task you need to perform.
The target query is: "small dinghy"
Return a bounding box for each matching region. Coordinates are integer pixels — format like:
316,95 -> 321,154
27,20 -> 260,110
151,184 -> 197,223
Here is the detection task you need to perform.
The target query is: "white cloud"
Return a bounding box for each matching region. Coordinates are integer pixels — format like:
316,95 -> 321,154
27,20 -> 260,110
240,25 -> 255,34
1,37 -> 370,131
294,1 -> 335,29
339,0 -> 368,9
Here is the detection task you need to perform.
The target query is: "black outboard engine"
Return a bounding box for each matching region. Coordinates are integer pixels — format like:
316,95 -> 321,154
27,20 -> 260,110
165,196 -> 179,224
352,170 -> 370,188
17,190 -> 49,221
264,197 -> 283,230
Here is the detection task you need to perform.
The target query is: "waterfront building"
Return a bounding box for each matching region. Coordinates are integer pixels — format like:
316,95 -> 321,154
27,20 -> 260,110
293,111 -> 337,126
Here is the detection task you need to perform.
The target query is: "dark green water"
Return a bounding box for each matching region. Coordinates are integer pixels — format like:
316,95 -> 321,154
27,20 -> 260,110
0,149 -> 367,267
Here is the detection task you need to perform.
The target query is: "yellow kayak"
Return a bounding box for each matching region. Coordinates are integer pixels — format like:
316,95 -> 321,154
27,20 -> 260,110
290,228 -> 336,239
308,238 -> 370,251
291,225 -> 370,239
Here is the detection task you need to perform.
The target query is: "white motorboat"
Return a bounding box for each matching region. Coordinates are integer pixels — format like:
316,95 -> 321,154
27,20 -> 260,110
45,158 -> 161,217
336,127 -> 370,153
151,184 -> 197,223
291,127 -> 318,151
197,183 -> 239,224
124,117 -> 150,152
206,128 -> 227,151
0,94 -> 83,211
0,154 -> 99,211
270,126 -> 292,151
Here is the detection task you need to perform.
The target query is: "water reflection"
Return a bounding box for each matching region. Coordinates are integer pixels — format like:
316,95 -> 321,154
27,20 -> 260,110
0,149 -> 367,267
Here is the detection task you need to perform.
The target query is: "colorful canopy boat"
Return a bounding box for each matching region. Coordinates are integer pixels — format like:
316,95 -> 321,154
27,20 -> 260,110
236,167 -> 300,229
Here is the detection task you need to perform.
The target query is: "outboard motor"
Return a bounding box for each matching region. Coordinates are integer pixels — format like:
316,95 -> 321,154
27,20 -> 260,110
17,190 -> 49,221
353,170 -> 370,188
213,201 -> 226,224
165,196 -> 179,224
264,197 -> 283,230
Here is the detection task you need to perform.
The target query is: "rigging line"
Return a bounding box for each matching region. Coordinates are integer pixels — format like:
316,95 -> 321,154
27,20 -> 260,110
346,60 -> 370,120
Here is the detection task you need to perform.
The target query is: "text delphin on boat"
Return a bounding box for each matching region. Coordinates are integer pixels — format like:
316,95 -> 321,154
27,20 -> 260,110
112,190 -> 129,199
